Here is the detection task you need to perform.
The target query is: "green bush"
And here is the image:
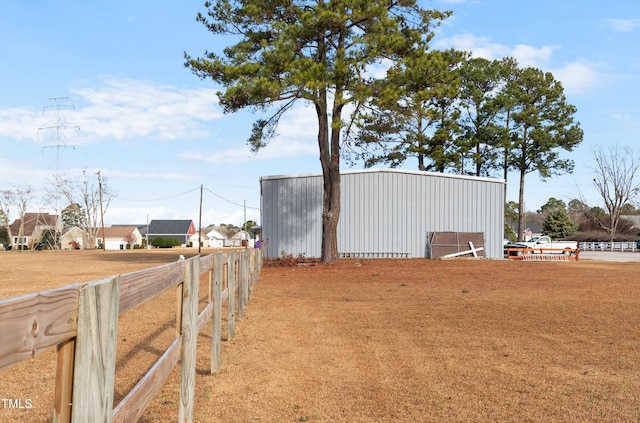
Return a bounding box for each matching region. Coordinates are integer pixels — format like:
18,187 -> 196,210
151,237 -> 181,248
166,237 -> 181,247
151,237 -> 165,248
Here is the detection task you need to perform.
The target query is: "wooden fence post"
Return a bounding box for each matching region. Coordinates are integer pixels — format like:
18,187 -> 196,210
71,276 -> 119,423
53,338 -> 75,423
176,284 -> 183,337
179,257 -> 199,423
227,253 -> 236,340
248,250 -> 255,300
237,251 -> 246,321
242,251 -> 249,311
211,253 -> 223,374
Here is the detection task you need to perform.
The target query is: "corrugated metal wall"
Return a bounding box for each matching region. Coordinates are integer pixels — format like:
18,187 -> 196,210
260,169 -> 505,259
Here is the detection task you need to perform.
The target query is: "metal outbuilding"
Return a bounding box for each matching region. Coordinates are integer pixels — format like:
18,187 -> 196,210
260,168 -> 505,259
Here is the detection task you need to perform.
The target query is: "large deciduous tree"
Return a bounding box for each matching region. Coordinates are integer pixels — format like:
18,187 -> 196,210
506,66 -> 583,241
185,0 -> 450,262
580,145 -> 640,240
50,171 -> 114,249
0,188 -> 32,250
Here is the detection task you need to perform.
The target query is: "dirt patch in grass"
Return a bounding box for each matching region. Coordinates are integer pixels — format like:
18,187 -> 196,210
1,250 -> 639,422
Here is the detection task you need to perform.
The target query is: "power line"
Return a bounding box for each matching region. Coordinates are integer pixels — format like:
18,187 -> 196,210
204,187 -> 260,210
113,185 -> 260,211
114,186 -> 202,202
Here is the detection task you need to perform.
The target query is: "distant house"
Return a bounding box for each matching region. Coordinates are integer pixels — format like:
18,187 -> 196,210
111,224 -> 148,241
207,228 -> 227,248
147,220 -> 196,247
189,227 -> 226,248
229,230 -> 255,248
97,226 -> 143,250
60,227 -> 90,250
8,212 -> 62,250
59,225 -> 143,250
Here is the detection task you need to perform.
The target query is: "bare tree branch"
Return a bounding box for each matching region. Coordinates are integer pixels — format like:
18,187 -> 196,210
580,145 -> 640,240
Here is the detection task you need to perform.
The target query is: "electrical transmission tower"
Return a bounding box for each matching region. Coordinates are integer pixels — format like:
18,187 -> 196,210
38,97 -> 80,174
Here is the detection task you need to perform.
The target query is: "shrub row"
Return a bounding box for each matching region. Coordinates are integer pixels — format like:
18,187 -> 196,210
150,237 -> 182,248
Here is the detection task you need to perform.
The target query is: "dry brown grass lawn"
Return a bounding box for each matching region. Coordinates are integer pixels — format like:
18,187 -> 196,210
1,249 -> 639,422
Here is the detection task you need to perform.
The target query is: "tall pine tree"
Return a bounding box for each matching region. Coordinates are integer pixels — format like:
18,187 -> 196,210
185,0 -> 450,261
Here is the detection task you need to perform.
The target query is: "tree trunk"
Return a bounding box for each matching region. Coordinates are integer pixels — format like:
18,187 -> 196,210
502,109 -> 511,206
517,169 -> 526,242
475,142 -> 481,176
418,154 -> 425,171
321,165 -> 340,263
316,89 -> 341,263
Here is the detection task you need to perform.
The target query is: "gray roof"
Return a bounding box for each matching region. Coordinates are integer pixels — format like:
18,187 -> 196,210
148,220 -> 195,236
112,223 -> 148,235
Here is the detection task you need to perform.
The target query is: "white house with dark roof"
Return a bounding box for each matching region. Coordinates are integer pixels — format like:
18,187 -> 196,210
147,220 -> 196,247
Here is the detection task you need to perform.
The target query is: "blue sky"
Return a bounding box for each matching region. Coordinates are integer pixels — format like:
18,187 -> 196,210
1,0 -> 638,227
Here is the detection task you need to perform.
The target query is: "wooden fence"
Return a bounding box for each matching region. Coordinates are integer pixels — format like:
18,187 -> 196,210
0,249 -> 262,423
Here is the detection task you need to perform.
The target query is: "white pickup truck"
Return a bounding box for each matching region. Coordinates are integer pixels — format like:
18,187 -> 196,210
520,236 -> 578,253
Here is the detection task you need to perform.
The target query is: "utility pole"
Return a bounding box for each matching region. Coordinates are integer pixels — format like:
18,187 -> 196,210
97,171 -> 106,251
244,200 -> 247,249
198,184 -> 203,255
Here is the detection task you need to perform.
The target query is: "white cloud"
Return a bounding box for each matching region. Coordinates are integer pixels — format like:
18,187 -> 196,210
179,102 -> 318,164
106,169 -> 196,181
436,33 -> 557,67
106,205 -> 191,226
275,102 -> 318,140
511,44 -> 555,68
180,137 -> 317,165
201,208 -> 260,227
365,58 -> 394,79
0,158 -> 52,189
0,78 -> 223,146
551,61 -> 601,95
604,18 -> 638,33
0,107 -> 43,141
611,113 -> 635,122
435,33 -> 600,96
434,33 -> 510,60
70,78 -> 222,143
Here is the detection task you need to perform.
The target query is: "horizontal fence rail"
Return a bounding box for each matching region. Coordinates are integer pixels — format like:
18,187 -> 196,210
0,248 -> 262,423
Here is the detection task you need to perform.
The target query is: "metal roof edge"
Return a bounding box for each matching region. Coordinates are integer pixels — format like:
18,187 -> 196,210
260,168 -> 505,184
